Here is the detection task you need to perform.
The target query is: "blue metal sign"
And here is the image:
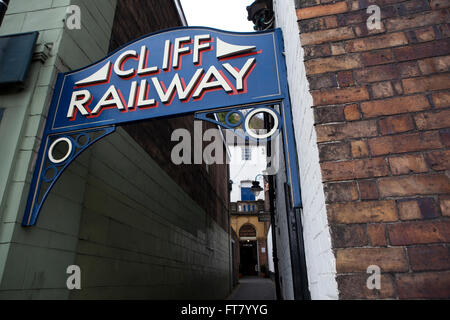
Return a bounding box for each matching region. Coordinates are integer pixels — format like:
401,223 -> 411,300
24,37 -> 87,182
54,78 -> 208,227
22,27 -> 302,226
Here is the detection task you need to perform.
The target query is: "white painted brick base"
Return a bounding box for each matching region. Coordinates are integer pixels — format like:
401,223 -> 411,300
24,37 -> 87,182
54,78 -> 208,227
273,0 -> 339,300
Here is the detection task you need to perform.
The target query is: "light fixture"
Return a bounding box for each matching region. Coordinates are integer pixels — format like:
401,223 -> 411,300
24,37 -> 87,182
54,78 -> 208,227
251,173 -> 267,197
250,180 -> 263,197
246,0 -> 274,31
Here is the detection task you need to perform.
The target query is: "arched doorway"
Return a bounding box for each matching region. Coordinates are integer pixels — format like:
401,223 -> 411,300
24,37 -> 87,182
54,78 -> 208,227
239,223 -> 258,276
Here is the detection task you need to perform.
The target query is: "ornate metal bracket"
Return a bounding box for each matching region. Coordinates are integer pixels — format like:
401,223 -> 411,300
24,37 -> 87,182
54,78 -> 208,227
194,105 -> 282,142
22,126 -> 115,226
22,27 -> 303,227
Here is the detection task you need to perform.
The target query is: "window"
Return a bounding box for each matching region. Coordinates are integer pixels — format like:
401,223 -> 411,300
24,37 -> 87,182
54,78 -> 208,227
241,147 -> 251,160
241,187 -> 255,201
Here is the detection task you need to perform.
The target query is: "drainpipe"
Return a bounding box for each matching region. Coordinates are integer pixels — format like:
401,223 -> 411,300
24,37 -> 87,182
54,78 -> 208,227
265,114 -> 282,300
0,0 -> 9,27
173,0 -> 188,26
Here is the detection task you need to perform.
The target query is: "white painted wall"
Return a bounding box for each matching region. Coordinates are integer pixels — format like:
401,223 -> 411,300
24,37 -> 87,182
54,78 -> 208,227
273,0 -> 339,300
274,151 -> 295,299
267,225 -> 274,273
228,144 -> 266,202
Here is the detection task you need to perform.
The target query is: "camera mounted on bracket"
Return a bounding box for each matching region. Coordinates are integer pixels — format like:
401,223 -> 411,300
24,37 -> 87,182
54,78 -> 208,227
246,0 -> 274,31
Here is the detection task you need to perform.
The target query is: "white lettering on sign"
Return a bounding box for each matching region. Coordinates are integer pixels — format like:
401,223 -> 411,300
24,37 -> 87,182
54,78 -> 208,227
173,36 -> 191,69
193,34 -> 211,64
137,79 -> 157,108
67,90 -> 91,119
223,58 -> 256,91
138,45 -> 158,76
91,85 -> 126,115
162,39 -> 171,71
67,35 -> 259,120
193,65 -> 233,99
114,50 -> 138,78
152,69 -> 203,103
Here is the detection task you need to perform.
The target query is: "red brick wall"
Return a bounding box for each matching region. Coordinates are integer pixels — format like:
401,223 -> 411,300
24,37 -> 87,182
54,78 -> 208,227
296,0 -> 450,299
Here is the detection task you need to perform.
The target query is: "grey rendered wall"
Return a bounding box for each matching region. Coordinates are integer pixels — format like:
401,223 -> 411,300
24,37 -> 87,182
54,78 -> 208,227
69,128 -> 230,299
0,0 -> 231,299
0,0 -> 106,299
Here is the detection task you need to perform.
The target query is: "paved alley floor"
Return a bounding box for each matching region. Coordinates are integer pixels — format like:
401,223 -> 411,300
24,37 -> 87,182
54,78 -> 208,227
227,276 -> 276,300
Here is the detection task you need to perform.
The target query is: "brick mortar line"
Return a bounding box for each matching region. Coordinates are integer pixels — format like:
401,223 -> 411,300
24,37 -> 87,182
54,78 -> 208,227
300,33 -> 450,53
325,195 -> 450,204
305,63 -> 450,82
313,125 -> 447,138
317,147 -> 450,162
298,15 -> 448,35
296,6 -> 449,24
295,0 -> 432,10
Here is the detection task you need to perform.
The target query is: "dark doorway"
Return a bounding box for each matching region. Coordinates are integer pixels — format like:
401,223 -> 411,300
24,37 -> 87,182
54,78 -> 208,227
239,241 -> 258,276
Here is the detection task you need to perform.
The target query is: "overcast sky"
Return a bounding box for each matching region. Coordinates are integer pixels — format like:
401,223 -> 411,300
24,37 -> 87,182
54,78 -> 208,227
180,0 -> 255,32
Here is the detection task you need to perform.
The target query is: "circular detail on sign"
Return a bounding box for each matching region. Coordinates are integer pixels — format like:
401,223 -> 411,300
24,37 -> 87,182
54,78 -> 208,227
42,165 -> 57,183
225,110 -> 244,127
75,133 -> 90,148
48,137 -> 73,164
244,108 -> 279,139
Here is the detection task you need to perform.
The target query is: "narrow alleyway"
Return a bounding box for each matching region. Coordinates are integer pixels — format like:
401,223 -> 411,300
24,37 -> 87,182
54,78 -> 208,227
227,277 -> 276,300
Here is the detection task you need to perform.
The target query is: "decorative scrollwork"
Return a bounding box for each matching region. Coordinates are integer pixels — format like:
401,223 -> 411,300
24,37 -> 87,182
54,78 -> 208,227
22,126 -> 115,226
194,105 -> 281,141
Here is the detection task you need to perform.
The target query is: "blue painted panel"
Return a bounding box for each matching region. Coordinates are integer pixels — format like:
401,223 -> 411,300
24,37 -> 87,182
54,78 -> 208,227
241,187 -> 256,201
22,27 -> 304,227
49,27 -> 283,133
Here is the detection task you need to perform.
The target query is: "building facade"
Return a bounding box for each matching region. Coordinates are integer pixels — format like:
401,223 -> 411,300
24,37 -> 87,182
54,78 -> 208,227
0,0 -> 232,299
230,200 -> 271,277
227,121 -> 268,203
